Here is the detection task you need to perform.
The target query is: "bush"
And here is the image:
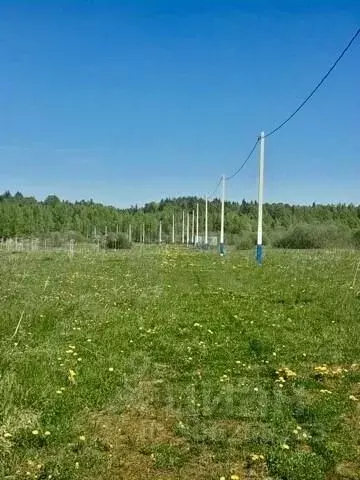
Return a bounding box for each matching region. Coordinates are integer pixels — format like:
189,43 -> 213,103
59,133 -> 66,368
235,232 -> 269,250
352,229 -> 360,248
274,224 -> 350,249
236,233 -> 255,250
105,233 -> 131,250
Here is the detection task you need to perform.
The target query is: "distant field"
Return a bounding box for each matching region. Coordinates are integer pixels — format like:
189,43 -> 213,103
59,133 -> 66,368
1,247 -> 360,479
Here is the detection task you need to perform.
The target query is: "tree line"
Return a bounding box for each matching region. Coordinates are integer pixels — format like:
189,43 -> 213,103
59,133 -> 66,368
1,191 -> 360,248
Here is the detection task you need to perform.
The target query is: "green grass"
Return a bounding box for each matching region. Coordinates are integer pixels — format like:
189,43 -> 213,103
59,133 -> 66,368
1,247 -> 360,479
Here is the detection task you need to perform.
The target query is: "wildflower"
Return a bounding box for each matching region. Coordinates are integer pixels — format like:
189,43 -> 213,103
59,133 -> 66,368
79,435 -> 86,441
281,443 -> 290,450
3,432 -> 12,438
75,462 -> 79,469
254,387 -> 259,392
56,390 -> 62,394
44,431 -> 51,436
108,367 -> 114,372
68,369 -> 76,384
231,475 -> 240,480
77,357 -> 82,362
32,430 -> 39,435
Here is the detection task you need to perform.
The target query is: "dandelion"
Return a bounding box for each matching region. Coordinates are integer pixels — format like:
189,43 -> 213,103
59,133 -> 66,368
32,430 -> 39,435
108,367 -> 114,372
281,443 -> 290,450
56,390 -> 63,394
254,387 -> 259,392
79,435 -> 86,441
231,475 -> 240,480
75,462 -> 79,469
44,431 -> 51,436
296,426 -> 302,431
77,357 -> 82,362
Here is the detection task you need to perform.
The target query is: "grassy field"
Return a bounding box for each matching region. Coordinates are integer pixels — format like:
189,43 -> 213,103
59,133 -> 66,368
1,246 -> 360,479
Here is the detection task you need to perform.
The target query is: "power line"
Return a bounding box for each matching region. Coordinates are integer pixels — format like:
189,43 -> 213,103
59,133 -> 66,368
225,138 -> 259,181
265,26 -> 360,138
208,176 -> 222,199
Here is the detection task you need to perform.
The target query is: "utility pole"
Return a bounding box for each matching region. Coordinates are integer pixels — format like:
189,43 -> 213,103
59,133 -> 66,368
128,224 -> 132,243
196,203 -> 199,246
220,175 -> 225,255
172,213 -> 175,243
186,212 -> 190,245
191,209 -> 195,244
182,210 -> 185,244
257,131 -> 265,264
205,195 -> 208,248
159,220 -> 162,244
142,223 -> 145,244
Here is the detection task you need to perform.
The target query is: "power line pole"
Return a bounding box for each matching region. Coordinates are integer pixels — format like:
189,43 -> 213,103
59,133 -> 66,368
142,223 -> 145,244
186,212 -> 190,245
159,220 -> 162,244
195,203 -> 199,246
205,195 -> 208,248
257,131 -> 265,264
220,175 -> 225,255
191,209 -> 195,244
182,210 -> 185,244
172,213 -> 175,243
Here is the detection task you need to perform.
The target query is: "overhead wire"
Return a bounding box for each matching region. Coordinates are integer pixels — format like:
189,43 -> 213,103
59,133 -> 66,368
225,137 -> 259,181
265,26 -> 360,138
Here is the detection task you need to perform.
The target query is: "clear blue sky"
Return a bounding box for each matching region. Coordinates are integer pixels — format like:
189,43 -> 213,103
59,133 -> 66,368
0,0 -> 359,207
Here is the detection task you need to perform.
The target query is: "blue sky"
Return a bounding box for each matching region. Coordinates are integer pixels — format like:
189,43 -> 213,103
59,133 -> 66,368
0,0 -> 359,207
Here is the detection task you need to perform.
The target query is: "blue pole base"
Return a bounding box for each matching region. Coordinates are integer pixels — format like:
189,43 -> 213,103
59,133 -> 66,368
256,244 -> 263,264
219,243 -> 225,256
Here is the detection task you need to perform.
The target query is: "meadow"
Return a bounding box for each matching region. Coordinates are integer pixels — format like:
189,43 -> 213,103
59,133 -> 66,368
1,246 -> 360,479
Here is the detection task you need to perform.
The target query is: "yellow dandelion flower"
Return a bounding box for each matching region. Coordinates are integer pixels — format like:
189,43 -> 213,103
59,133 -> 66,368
79,435 -> 86,441
108,367 -> 114,372
44,431 -> 51,436
32,430 -> 39,435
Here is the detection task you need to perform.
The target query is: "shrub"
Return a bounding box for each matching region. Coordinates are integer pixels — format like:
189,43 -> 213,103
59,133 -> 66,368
105,233 -> 131,250
274,224 -> 350,249
236,233 -> 255,250
352,229 -> 360,248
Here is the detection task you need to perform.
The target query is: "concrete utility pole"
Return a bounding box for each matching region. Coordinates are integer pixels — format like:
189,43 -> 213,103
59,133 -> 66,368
195,203 -> 199,245
205,195 -> 208,248
159,221 -> 162,244
220,175 -> 225,255
182,210 -> 185,244
186,212 -> 190,245
191,210 -> 195,244
172,214 -> 175,243
256,131 -> 265,264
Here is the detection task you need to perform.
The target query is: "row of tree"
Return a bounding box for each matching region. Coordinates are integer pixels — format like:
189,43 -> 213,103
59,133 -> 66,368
1,191 -> 360,245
